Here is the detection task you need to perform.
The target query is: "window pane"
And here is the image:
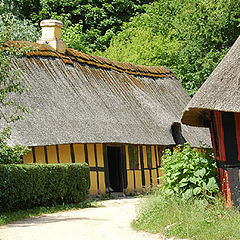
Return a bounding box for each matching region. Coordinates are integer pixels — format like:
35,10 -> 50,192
146,146 -> 152,168
129,145 -> 139,170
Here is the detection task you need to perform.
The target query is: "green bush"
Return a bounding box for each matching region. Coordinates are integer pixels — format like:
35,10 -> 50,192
0,128 -> 30,164
0,163 -> 89,211
161,143 -> 219,200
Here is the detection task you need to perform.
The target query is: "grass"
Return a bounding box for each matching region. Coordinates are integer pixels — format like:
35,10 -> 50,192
0,200 -> 101,225
132,190 -> 240,240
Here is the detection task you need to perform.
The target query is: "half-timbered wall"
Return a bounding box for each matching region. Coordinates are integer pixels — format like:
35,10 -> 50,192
23,143 -> 165,195
209,111 -> 240,206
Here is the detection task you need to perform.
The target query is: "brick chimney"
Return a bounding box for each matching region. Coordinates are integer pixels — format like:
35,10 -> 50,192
37,19 -> 66,54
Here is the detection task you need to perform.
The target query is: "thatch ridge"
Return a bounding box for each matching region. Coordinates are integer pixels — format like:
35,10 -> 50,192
182,36 -> 240,127
5,40 -> 176,79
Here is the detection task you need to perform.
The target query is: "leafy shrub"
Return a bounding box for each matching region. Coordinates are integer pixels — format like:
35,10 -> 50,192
0,163 -> 89,211
0,128 -> 30,164
160,143 -> 219,200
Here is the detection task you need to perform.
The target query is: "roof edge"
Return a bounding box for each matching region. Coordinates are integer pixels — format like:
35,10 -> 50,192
181,107 -> 210,127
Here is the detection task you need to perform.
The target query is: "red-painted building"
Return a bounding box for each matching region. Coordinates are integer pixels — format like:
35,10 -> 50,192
182,36 -> 240,207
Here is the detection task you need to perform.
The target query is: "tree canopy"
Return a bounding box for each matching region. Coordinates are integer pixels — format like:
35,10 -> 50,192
101,0 -> 240,95
0,13 -> 34,122
3,0 -> 154,52
0,13 -> 34,162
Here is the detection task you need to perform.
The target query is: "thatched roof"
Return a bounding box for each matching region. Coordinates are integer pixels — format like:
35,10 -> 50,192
182,36 -> 240,127
1,41 -> 211,147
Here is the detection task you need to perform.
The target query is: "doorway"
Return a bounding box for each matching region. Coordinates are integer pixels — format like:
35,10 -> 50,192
107,146 -> 123,192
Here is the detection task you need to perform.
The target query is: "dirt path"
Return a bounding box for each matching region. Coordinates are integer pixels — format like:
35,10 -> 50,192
0,197 -> 164,240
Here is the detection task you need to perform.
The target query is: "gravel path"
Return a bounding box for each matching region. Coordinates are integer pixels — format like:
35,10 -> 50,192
0,197 -> 164,240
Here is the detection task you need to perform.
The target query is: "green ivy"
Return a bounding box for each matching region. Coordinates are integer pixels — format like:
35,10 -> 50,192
161,143 -> 219,200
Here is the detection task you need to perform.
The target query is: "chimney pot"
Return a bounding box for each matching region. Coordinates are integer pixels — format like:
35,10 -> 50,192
37,19 -> 66,54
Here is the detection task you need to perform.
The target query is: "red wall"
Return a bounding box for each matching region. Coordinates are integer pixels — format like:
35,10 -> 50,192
209,111 -> 240,207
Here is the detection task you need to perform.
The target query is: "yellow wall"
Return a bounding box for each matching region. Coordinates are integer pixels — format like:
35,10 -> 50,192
151,146 -> 158,187
142,146 -> 147,167
47,146 -> 58,163
151,169 -> 158,187
151,146 -> 156,168
156,146 -> 160,166
73,144 -> 85,163
125,145 -> 135,193
158,168 -> 164,183
87,144 -> 95,167
96,144 -> 105,194
87,144 -> 99,194
142,145 -> 151,189
96,144 -> 104,167
127,170 -> 134,192
23,143 -> 106,195
125,145 -> 130,191
135,170 -> 142,191
35,146 -> 45,163
58,144 -> 71,163
125,145 -> 130,169
144,170 -> 151,189
89,171 -> 98,195
137,145 -> 141,168
98,171 -> 105,194
23,143 -> 165,195
23,147 -> 33,163
136,145 -> 142,191
125,144 -> 165,192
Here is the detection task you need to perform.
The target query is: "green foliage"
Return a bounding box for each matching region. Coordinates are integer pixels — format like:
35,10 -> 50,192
0,13 -> 39,42
3,0 -> 154,53
132,191 -> 240,240
0,13 -> 37,166
102,0 -> 240,95
0,127 -> 30,164
0,163 -> 89,211
161,143 -> 219,200
0,13 -> 39,123
62,23 -> 115,53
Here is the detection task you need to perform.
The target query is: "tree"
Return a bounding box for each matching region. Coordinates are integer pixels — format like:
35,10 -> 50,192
0,13 -> 36,163
101,0 -> 240,95
0,13 -> 38,122
2,0 -> 154,53
0,13 -> 39,42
